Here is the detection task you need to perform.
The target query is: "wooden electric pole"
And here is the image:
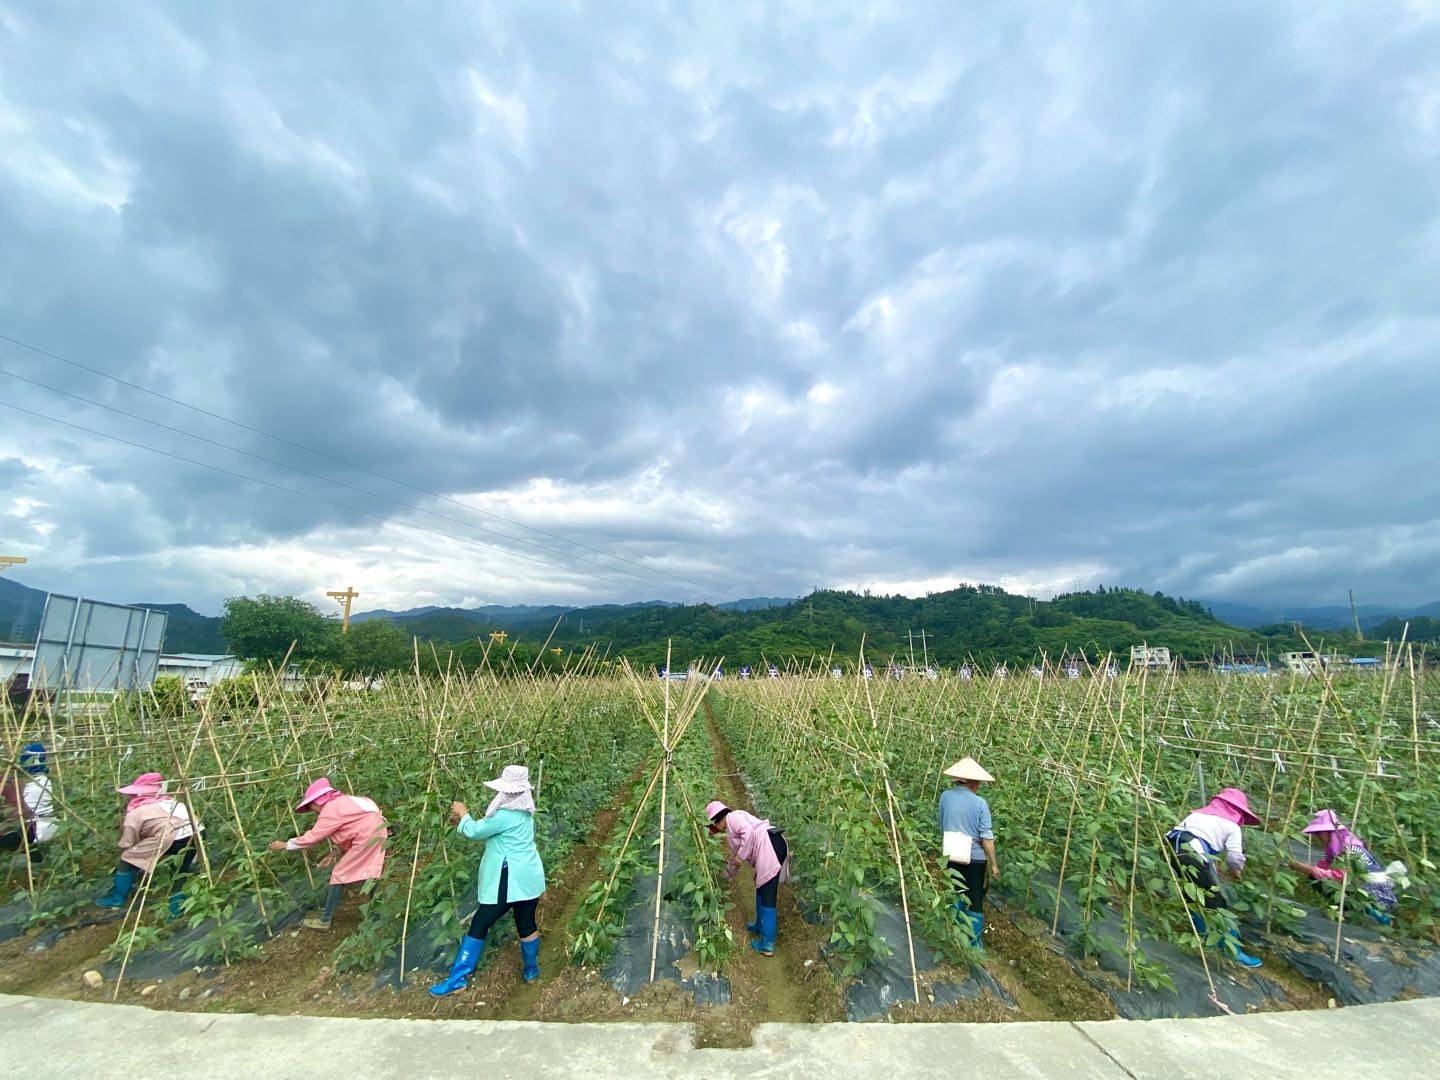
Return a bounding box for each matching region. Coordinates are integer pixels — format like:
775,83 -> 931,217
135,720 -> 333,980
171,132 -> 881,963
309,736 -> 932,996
327,587 -> 359,634
1348,589 -> 1364,643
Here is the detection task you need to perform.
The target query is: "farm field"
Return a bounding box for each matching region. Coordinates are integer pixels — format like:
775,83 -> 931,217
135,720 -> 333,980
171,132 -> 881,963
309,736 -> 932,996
2,654 -> 1437,1044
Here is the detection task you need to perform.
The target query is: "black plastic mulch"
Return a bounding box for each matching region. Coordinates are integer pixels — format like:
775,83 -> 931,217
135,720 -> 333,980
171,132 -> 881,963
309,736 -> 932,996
1248,903 -> 1440,1005
99,871 -> 315,982
1006,870 -> 1289,1019
838,895 -> 1016,1022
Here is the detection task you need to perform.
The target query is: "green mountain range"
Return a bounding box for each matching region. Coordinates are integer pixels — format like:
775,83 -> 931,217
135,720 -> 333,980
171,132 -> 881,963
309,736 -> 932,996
2,575 -> 1423,670
532,586 -> 1360,668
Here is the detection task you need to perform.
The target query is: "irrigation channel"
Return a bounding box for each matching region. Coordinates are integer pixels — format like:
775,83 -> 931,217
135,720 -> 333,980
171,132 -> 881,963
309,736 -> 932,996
2,648 -> 1437,1046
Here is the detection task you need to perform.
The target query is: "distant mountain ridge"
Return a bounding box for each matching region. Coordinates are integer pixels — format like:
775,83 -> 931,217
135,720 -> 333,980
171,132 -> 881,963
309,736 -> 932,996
2,574 -> 1435,666
1201,597 -> 1440,631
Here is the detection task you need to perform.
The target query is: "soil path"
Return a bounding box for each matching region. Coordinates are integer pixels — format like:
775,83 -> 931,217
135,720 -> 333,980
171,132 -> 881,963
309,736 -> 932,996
701,698 -> 844,1029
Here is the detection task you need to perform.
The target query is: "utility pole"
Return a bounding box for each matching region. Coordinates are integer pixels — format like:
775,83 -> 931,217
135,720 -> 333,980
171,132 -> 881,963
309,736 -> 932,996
907,629 -> 916,669
327,586 -> 359,634
1348,589 -> 1363,643
0,555 -> 27,575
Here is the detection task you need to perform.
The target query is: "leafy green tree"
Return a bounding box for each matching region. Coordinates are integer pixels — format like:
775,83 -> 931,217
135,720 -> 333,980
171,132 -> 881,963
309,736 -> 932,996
341,619 -> 413,683
219,594 -> 342,666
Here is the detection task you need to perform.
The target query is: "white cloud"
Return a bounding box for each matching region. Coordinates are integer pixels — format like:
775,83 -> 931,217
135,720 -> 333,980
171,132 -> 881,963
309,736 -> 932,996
1,1 -> 1438,615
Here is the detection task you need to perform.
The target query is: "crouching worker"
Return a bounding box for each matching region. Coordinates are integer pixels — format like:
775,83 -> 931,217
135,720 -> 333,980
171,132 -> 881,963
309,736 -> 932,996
97,772 -> 203,919
268,778 -> 388,931
1166,787 -> 1262,968
939,756 -> 999,949
1290,809 -> 1405,925
2,742 -> 58,864
430,765 -> 546,997
706,800 -> 790,957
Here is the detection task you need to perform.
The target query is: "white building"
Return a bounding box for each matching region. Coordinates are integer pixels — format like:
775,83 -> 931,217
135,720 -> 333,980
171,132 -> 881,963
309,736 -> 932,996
3,644 -> 244,689
0,642 -> 32,680
1281,651 -> 1325,676
1130,645 -> 1172,670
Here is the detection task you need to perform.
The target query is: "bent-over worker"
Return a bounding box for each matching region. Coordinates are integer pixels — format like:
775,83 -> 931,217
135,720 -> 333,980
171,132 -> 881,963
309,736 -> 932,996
430,765 -> 546,997
1166,786 -> 1262,968
1,742 -> 57,863
268,777 -> 388,930
706,800 -> 790,957
97,772 -> 203,918
1290,809 -> 1405,925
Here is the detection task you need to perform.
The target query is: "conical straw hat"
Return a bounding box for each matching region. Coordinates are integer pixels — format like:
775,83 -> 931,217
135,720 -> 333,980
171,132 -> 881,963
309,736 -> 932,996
942,757 -> 994,782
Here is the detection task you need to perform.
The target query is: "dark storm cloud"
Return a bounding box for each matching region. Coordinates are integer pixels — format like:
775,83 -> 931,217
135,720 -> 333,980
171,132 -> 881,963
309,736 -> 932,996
2,1 -> 1439,613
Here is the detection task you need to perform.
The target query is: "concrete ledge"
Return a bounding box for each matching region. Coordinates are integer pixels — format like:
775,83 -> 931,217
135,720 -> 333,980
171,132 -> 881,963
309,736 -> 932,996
4,993 -> 1435,1079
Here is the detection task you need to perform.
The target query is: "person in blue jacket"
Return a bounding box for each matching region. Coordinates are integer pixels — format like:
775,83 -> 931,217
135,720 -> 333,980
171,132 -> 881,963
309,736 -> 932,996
430,765 -> 547,997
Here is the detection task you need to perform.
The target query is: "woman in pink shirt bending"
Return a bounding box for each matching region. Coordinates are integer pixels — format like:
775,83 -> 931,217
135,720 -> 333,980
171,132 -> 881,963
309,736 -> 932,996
269,777 -> 388,931
706,800 -> 790,957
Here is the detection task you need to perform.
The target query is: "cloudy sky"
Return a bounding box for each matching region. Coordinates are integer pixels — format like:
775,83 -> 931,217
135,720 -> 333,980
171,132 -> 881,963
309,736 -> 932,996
3,2 -> 1439,616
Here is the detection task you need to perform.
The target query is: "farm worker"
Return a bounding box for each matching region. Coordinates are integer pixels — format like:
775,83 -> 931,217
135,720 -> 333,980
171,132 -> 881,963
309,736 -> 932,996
267,777 -> 388,931
1289,809 -> 1406,925
706,800 -> 790,957
1,742 -> 57,864
96,772 -> 203,919
1165,787 -> 1262,968
939,757 -> 998,948
430,765 -> 547,997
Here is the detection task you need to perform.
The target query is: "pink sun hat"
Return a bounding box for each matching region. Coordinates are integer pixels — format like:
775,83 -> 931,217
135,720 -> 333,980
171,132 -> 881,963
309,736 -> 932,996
1302,809 -> 1344,834
1201,787 -> 1261,826
295,777 -> 338,811
117,772 -> 164,796
704,800 -> 729,821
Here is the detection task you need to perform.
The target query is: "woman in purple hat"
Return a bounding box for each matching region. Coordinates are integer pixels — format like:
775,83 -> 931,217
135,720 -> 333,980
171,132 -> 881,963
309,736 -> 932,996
1165,787 -> 1263,968
1290,809 -> 1403,925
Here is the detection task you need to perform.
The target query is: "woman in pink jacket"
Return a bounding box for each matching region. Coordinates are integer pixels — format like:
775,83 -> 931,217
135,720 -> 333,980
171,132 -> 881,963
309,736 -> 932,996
269,777 -> 388,931
706,800 -> 790,957
96,771 -> 203,919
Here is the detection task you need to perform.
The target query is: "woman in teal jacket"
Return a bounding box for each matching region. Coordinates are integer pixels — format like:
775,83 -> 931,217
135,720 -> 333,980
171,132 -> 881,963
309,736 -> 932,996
430,765 -> 547,997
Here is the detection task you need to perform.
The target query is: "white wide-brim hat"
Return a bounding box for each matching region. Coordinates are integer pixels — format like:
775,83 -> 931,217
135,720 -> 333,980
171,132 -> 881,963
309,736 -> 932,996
484,764 -> 533,794
942,757 -> 995,782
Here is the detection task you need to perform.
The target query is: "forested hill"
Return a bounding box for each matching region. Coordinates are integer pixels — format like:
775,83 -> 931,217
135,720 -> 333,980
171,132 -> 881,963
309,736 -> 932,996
533,585 -> 1323,668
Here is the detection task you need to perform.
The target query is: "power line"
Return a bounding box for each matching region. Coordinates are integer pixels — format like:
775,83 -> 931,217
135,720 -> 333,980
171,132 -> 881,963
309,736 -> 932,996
0,331 -> 738,600
0,365 -> 716,601
0,399 -> 713,600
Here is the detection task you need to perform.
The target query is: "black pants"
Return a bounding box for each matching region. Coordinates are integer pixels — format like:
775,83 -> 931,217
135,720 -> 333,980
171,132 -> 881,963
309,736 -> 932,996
948,859 -> 988,913
119,835 -> 197,880
1167,832 -> 1225,910
468,863 -> 539,940
0,828 -> 45,863
756,829 -> 788,907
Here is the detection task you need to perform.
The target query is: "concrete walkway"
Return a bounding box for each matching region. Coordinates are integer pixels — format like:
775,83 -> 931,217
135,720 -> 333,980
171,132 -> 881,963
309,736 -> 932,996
3,993 -> 1433,1079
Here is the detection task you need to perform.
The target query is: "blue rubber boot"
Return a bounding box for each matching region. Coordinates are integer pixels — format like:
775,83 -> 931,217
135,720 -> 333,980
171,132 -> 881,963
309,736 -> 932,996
428,936 -> 485,997
1189,911 -> 1207,937
167,889 -> 186,920
746,897 -> 761,937
967,911 -> 985,950
520,936 -> 541,983
1222,928 -> 1262,969
750,906 -> 777,956
96,868 -> 137,909
1366,906 -> 1393,926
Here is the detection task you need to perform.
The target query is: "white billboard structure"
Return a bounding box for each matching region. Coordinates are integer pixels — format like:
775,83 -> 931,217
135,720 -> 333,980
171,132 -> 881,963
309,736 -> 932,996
31,594 -> 169,692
